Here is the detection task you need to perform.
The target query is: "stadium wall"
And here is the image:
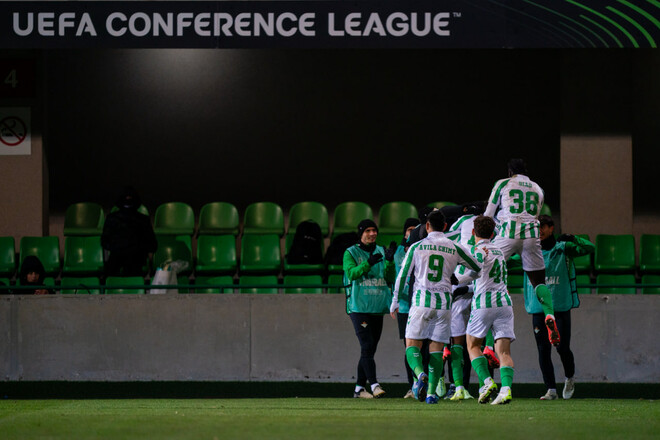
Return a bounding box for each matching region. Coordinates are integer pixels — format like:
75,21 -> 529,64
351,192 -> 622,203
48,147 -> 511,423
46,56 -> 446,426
1,294 -> 657,384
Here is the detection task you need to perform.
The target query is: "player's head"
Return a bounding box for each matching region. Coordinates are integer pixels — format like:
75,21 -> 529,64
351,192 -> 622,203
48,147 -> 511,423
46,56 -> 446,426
357,219 -> 378,245
426,210 -> 446,233
403,217 -> 420,239
473,215 -> 496,240
507,158 -> 528,177
463,200 -> 486,215
538,214 -> 555,240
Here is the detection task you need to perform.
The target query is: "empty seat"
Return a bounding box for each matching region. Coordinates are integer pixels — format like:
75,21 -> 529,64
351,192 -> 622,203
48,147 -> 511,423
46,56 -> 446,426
243,202 -> 285,236
60,276 -> 101,294
572,234 -> 593,274
596,274 -> 637,294
283,274 -> 323,294
0,236 -> 15,278
507,274 -> 525,294
639,234 -> 660,273
287,201 -> 329,237
332,201 -> 373,238
194,275 -> 235,294
327,273 -> 345,294
376,233 -> 402,248
62,236 -> 104,276
594,235 -> 636,273
575,274 -> 593,294
378,201 -> 418,234
153,202 -> 195,236
63,202 -> 105,236
540,204 -> 552,217
239,275 -> 279,294
198,202 -> 240,236
105,276 -> 145,294
0,278 -> 10,292
153,235 -> 193,276
427,201 -> 456,209
641,274 -> 660,294
283,233 -> 324,275
19,236 -> 60,277
240,234 -> 281,274
195,235 -> 237,275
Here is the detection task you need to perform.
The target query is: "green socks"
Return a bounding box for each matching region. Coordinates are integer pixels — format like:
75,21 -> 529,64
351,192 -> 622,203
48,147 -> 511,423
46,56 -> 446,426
471,355 -> 491,388
406,346 -> 425,379
428,351 -> 444,396
484,331 -> 495,349
535,284 -> 555,316
500,366 -> 514,388
450,345 -> 464,387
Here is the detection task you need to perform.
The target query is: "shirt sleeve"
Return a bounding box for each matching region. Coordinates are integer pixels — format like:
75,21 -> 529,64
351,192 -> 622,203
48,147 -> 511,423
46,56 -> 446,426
565,235 -> 596,259
343,249 -> 371,282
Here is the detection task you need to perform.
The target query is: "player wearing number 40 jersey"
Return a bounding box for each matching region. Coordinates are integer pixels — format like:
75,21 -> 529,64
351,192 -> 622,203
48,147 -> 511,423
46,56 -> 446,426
484,158 -> 560,348
390,210 -> 481,404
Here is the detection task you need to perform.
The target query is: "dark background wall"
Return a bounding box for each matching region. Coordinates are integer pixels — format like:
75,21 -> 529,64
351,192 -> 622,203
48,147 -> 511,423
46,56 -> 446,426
43,48 -> 658,215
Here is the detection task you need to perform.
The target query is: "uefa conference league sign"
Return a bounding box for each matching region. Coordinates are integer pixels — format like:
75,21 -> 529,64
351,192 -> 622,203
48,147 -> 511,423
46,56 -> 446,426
0,0 -> 658,49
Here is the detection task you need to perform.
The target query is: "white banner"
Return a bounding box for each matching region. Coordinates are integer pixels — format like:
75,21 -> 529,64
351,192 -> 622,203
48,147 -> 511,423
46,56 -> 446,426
0,107 -> 31,155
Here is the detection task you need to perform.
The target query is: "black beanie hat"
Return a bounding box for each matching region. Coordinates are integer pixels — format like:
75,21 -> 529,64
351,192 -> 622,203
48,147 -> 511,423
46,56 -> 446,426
403,217 -> 420,234
357,219 -> 378,238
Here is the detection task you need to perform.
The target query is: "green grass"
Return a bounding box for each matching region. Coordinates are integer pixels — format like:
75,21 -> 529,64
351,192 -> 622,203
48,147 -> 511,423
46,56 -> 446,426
0,398 -> 658,440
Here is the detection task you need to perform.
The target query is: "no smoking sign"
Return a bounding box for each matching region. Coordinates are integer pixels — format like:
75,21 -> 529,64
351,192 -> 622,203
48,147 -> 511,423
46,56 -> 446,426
0,107 -> 31,155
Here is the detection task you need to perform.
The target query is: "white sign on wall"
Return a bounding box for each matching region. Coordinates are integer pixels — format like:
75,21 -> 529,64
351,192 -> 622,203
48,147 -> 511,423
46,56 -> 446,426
0,107 -> 31,155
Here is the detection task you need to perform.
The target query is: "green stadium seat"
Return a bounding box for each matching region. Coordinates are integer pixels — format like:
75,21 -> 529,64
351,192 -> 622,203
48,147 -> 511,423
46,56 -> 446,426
63,202 -> 105,236
327,273 -> 345,294
0,236 -> 16,278
427,201 -> 457,209
239,275 -> 279,294
376,233 -> 402,248
594,234 -> 636,273
195,235 -> 237,275
540,204 -> 552,217
243,202 -> 285,236
596,274 -> 637,294
283,233 -> 325,275
0,278 -> 10,293
240,234 -> 281,274
639,234 -> 660,273
60,276 -> 101,294
62,236 -> 104,276
193,275 -> 235,294
19,236 -> 60,277
198,202 -> 240,236
332,201 -> 373,238
507,274 -> 525,294
576,274 -> 593,294
378,201 -> 418,235
573,234 -> 593,274
641,274 -> 660,294
105,276 -> 145,294
153,235 -> 193,276
287,201 -> 329,237
111,204 -> 149,216
283,274 -> 323,294
153,202 -> 195,236
14,277 -> 55,292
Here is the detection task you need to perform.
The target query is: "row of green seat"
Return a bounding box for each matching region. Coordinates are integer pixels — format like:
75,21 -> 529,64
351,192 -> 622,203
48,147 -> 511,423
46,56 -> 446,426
507,273 -> 660,294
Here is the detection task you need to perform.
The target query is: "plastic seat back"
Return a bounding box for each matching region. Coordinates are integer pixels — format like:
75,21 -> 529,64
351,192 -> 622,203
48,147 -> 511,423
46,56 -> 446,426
507,274 -> 525,294
327,273 -> 345,294
332,202 -> 373,238
596,274 -> 637,294
283,274 -> 323,294
105,276 -> 145,294
153,235 -> 193,275
63,236 -> 104,276
198,202 -> 240,236
194,275 -> 235,294
19,236 -> 60,277
60,277 -> 101,294
239,234 -> 281,274
640,234 -> 660,273
243,202 -> 285,236
195,235 -> 237,275
427,201 -> 457,209
287,202 -> 329,237
153,202 -> 195,236
63,202 -> 105,236
378,202 -> 417,235
239,275 -> 279,294
595,234 -> 636,273
641,274 -> 660,294
576,274 -> 592,294
0,236 -> 16,278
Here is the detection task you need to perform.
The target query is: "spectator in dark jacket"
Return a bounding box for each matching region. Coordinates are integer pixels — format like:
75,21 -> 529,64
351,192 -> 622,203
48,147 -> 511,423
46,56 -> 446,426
18,255 -> 53,294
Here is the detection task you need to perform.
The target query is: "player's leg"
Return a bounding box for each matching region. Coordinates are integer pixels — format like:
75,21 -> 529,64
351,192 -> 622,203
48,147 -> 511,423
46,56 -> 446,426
397,312 -> 415,398
532,313 -> 558,400
467,333 -> 496,403
491,307 -> 515,405
365,314 -> 385,397
426,341 -> 445,404
523,238 -> 559,346
405,306 -> 430,401
349,313 -> 374,398
555,310 -> 576,399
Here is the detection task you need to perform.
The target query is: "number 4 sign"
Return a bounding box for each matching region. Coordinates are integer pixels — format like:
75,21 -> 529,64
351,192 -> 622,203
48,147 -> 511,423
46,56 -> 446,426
0,107 -> 31,155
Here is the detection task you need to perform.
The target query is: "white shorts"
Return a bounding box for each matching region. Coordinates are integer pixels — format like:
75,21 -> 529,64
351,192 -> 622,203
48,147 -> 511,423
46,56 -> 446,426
492,236 -> 545,272
405,305 -> 451,344
451,296 -> 472,338
466,306 -> 516,342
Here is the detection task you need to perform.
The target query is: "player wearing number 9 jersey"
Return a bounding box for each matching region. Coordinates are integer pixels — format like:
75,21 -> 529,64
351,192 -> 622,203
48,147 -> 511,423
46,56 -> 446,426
390,210 -> 480,404
484,158 -> 560,348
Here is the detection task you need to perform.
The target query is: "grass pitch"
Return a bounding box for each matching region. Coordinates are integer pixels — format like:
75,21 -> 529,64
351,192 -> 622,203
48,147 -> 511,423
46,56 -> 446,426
0,398 -> 657,440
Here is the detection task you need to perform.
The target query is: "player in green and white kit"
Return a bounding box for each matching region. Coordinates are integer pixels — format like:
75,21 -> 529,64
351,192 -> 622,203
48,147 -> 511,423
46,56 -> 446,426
484,158 -> 560,347
461,215 -> 515,405
390,210 -> 481,404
